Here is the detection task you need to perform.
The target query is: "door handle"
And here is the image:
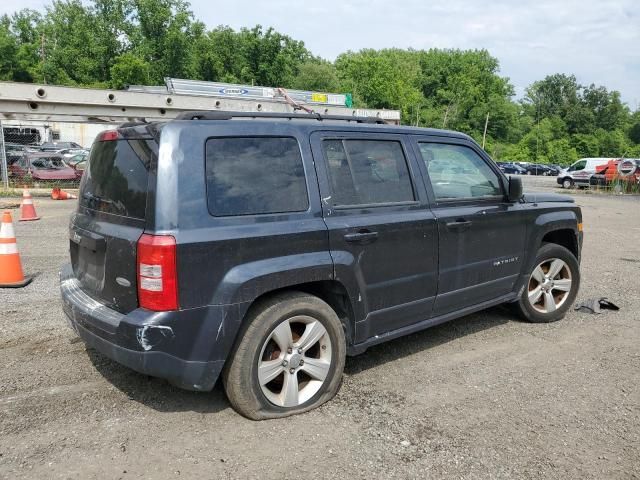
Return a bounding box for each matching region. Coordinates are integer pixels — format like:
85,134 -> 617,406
445,219 -> 472,231
344,230 -> 379,245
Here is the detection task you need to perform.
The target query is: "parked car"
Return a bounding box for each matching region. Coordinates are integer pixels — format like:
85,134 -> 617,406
557,158 -> 612,189
66,151 -> 89,178
8,152 -> 79,182
4,142 -> 29,164
545,165 -> 561,176
523,163 -> 555,176
38,141 -> 83,152
58,148 -> 89,158
497,162 -> 527,174
60,112 -> 583,419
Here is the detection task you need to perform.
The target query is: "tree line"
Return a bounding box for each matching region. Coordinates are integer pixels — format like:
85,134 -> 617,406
1,0 -> 639,163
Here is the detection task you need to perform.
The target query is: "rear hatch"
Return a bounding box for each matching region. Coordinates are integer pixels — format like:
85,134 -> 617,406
70,127 -> 158,314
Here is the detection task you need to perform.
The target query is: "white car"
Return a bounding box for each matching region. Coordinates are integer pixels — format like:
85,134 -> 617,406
557,158 -> 613,189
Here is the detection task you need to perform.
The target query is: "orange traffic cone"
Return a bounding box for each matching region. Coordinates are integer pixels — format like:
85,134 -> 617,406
19,188 -> 40,221
0,211 -> 32,288
51,187 -> 77,200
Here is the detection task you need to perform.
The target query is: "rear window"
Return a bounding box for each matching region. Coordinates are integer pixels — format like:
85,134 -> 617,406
80,139 -> 153,219
205,137 -> 308,216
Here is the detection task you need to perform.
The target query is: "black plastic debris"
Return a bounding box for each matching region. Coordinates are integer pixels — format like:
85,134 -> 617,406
575,298 -> 620,314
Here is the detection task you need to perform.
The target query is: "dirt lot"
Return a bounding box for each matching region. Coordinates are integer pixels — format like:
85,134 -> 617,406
1,177 -> 639,479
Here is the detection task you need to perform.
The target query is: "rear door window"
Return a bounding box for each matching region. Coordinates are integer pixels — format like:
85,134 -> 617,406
80,139 -> 153,219
205,137 -> 308,216
322,139 -> 415,206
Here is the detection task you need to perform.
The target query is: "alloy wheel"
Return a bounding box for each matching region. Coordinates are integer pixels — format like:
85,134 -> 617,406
257,316 -> 332,407
527,258 -> 573,313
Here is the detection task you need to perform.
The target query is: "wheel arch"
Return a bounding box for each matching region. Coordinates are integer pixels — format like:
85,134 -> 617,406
541,228 -> 579,259
513,212 -> 581,299
235,280 -> 357,349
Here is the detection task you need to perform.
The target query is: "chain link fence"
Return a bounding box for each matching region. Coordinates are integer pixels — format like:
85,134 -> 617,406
0,119 -> 99,192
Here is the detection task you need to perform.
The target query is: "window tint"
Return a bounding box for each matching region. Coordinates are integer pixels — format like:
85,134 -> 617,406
323,139 -> 415,206
205,137 -> 308,216
570,160 -> 587,171
80,139 -> 152,219
419,143 -> 502,200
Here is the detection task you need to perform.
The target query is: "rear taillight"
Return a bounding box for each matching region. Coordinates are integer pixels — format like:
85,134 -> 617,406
137,234 -> 178,311
97,130 -> 120,142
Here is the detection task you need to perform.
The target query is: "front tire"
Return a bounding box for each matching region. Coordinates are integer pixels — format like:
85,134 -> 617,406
513,243 -> 580,323
222,292 -> 346,420
562,178 -> 574,189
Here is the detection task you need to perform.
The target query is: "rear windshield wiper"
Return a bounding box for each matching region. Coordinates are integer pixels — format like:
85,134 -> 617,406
82,192 -> 126,215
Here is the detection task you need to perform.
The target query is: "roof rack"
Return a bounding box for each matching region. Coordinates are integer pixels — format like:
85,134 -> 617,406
174,110 -> 389,124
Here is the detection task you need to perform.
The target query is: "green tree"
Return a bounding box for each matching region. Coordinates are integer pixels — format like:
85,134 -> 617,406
0,16 -> 18,80
190,25 -> 243,82
110,52 -> 150,88
582,85 -> 628,131
37,0 -> 104,85
335,49 -> 422,119
131,0 -> 199,81
627,111 -> 640,144
6,9 -> 42,82
596,129 -> 629,157
236,25 -> 310,87
415,49 -> 517,142
291,60 -> 340,92
569,134 -> 598,157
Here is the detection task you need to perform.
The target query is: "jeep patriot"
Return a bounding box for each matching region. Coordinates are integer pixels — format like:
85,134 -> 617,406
60,112 -> 582,419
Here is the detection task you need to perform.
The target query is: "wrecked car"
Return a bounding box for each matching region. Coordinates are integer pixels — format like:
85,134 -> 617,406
60,112 -> 583,419
9,152 -> 79,182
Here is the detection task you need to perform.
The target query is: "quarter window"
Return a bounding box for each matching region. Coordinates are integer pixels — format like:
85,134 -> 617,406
205,137 -> 308,216
323,139 -> 415,206
418,143 -> 502,200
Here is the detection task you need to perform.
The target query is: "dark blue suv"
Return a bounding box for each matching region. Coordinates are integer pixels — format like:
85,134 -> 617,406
61,112 -> 582,419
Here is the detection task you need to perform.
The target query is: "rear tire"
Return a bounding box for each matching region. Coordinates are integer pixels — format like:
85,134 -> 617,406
222,292 -> 346,420
512,243 -> 580,323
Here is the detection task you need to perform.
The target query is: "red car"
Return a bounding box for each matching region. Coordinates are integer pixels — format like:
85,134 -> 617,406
8,152 -> 80,182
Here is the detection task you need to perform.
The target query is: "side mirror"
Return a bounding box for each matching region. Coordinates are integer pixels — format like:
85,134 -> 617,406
507,176 -> 523,202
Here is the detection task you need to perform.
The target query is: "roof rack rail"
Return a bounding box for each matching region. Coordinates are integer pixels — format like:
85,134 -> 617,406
174,110 -> 389,124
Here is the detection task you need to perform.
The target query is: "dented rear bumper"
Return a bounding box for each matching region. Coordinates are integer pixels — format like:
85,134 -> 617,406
59,264 -> 235,391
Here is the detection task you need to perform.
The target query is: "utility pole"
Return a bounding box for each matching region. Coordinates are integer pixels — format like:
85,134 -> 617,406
40,33 -> 47,84
482,112 -> 490,149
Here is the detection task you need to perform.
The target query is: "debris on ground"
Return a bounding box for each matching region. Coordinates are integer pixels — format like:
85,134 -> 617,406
575,297 -> 620,314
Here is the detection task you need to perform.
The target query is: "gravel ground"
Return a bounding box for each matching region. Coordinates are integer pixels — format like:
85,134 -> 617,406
1,176 -> 639,479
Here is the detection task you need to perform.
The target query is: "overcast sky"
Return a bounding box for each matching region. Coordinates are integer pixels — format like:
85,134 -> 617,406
2,0 -> 639,107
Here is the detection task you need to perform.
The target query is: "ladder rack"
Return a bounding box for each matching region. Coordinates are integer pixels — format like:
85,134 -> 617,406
0,81 -> 400,124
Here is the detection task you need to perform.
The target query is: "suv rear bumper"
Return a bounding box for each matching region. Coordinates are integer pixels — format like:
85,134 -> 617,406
60,264 -> 229,391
